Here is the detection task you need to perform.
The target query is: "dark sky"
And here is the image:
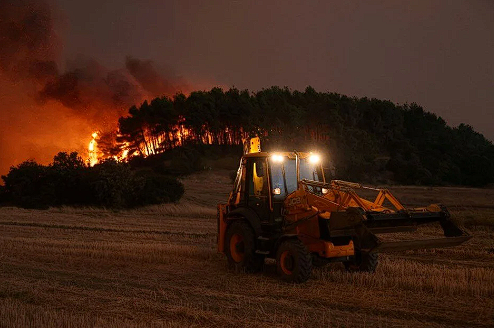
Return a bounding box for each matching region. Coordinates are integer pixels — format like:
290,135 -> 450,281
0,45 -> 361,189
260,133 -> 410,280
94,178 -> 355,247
58,0 -> 493,140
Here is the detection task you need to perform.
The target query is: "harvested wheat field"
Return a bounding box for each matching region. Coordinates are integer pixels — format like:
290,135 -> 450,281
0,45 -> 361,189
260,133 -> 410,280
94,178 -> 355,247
0,170 -> 493,327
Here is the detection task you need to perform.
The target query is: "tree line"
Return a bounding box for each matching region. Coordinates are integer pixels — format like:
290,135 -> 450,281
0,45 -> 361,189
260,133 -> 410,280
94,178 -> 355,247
1,86 -> 492,210
108,86 -> 494,187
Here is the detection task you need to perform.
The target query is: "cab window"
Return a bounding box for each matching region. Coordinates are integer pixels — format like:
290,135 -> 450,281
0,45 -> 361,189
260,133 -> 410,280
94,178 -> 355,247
249,158 -> 268,197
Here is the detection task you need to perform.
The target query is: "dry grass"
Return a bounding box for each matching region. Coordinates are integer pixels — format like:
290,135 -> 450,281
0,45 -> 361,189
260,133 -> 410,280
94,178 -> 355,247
0,170 -> 493,327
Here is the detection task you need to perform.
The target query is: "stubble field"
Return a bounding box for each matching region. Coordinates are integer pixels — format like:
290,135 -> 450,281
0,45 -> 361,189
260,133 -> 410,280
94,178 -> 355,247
0,170 -> 493,327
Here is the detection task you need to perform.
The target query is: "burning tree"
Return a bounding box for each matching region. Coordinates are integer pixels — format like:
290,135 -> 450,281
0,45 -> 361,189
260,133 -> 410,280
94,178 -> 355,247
88,86 -> 494,187
106,89 -> 255,161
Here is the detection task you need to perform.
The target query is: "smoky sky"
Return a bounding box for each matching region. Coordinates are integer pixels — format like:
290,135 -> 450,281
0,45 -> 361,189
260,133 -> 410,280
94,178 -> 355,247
57,0 -> 494,141
0,0 -> 492,177
0,0 -> 187,176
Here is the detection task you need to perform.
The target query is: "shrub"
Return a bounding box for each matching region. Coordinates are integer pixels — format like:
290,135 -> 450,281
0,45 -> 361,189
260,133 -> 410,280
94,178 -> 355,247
1,160 -> 56,209
0,153 -> 185,209
49,152 -> 89,205
89,159 -> 134,208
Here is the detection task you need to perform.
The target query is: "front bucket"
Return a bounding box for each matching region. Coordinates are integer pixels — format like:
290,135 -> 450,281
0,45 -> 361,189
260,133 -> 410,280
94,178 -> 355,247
371,235 -> 472,253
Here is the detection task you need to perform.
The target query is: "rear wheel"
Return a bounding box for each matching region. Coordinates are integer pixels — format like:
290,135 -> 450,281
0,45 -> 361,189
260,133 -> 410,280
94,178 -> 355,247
225,221 -> 264,272
344,251 -> 378,272
276,239 -> 312,283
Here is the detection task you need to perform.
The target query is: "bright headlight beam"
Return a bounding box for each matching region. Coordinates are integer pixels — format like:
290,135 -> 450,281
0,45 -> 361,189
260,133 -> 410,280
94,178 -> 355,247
309,153 -> 321,164
271,154 -> 284,162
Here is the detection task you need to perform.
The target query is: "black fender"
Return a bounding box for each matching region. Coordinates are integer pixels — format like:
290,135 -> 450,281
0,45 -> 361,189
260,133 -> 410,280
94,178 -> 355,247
226,207 -> 262,236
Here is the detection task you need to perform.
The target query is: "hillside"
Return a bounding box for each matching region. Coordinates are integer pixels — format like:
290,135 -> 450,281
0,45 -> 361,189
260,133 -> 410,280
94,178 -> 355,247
101,87 -> 494,187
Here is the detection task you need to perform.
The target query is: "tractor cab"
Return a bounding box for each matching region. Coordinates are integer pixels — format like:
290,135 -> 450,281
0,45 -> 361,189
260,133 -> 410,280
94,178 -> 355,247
228,151 -> 325,226
269,152 -> 325,198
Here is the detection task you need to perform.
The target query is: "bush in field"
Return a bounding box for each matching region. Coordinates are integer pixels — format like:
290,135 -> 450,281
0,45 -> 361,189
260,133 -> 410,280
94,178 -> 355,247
89,159 -> 134,208
0,153 -> 184,209
49,152 -> 90,205
1,160 -> 56,209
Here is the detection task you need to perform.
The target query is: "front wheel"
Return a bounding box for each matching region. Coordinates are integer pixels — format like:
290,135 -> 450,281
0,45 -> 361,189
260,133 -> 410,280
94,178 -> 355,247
225,221 -> 264,272
276,239 -> 312,283
344,251 -> 378,272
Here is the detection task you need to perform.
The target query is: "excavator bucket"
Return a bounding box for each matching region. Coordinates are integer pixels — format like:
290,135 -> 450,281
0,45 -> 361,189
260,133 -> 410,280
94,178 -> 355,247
327,206 -> 471,253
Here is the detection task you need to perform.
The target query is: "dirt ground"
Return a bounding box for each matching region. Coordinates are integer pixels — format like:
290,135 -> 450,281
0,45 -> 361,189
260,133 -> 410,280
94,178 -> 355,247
0,170 -> 493,327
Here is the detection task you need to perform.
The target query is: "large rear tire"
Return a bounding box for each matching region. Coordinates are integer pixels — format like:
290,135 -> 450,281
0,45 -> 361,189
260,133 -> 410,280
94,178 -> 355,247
225,221 -> 264,272
344,251 -> 378,272
276,239 -> 312,283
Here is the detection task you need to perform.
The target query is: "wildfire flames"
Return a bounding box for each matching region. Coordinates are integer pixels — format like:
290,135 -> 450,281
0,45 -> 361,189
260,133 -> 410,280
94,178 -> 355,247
87,117 -> 248,166
87,130 -> 129,165
88,132 -> 99,166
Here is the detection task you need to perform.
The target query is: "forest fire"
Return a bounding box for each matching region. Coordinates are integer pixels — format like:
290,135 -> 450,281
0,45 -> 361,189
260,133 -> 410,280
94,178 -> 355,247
87,117 -> 248,166
0,0 -> 191,176
88,132 -> 99,166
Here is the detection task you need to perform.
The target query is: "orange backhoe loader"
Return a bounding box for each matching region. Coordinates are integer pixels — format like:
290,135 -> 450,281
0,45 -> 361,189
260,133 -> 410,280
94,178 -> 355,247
217,137 -> 471,282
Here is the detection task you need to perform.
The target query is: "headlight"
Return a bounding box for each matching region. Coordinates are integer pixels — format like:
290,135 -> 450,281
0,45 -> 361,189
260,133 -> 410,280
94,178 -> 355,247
309,153 -> 321,164
271,154 -> 284,162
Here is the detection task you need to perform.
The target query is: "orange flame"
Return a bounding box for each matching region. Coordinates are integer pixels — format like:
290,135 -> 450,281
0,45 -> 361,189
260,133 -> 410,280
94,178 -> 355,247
87,119 -> 248,165
88,132 -> 99,166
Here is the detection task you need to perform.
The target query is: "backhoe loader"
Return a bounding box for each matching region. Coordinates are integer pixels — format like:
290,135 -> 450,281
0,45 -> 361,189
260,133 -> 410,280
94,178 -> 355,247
217,137 -> 471,282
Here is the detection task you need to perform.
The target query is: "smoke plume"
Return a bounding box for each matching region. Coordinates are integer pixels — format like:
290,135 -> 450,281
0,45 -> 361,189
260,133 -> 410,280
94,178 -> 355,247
0,0 -> 59,80
0,0 -> 188,176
